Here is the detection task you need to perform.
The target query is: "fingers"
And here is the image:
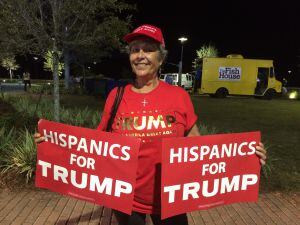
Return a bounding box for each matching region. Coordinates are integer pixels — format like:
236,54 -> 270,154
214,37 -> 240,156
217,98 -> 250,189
255,142 -> 267,166
33,133 -> 41,138
260,158 -> 266,166
256,142 -> 266,154
34,133 -> 45,144
256,150 -> 267,161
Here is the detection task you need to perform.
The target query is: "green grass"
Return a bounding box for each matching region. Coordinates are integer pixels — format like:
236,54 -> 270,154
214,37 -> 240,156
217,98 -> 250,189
192,96 -> 300,192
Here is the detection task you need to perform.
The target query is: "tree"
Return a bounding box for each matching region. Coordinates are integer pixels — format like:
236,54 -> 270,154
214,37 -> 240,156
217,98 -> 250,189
1,56 -> 20,80
43,50 -> 64,76
0,0 -> 134,121
193,44 -> 219,69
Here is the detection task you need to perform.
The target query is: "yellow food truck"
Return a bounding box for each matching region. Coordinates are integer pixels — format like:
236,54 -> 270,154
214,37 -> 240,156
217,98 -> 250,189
200,54 -> 282,99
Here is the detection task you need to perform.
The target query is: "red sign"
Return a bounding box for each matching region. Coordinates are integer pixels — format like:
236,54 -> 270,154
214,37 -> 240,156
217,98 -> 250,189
161,131 -> 261,219
35,119 -> 141,214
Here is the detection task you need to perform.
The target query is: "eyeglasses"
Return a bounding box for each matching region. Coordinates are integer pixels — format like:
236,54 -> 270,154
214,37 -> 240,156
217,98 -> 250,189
129,46 -> 159,54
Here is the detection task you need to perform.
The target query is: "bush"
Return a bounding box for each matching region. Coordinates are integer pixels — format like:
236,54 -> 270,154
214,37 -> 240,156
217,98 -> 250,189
29,83 -> 86,96
0,128 -> 36,183
60,86 -> 86,95
0,127 -> 36,183
198,123 -> 219,135
60,106 -> 101,128
0,95 -> 103,184
260,143 -> 277,178
1,95 -> 102,130
0,127 -> 15,161
0,94 -> 103,185
28,84 -> 53,95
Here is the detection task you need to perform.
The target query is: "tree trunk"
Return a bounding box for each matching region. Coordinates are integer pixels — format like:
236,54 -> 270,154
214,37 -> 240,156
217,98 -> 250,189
9,69 -> 12,80
52,43 -> 60,122
64,50 -> 71,89
82,65 -> 86,89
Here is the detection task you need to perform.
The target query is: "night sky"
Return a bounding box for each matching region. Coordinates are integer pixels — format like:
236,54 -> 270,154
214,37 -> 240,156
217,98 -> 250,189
128,0 -> 299,86
1,1 -> 299,86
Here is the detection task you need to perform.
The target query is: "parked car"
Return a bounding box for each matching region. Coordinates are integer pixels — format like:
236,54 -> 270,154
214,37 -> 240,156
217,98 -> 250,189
159,73 -> 194,90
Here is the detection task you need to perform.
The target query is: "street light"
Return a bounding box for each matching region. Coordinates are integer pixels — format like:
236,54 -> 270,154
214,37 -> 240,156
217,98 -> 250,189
178,37 -> 188,87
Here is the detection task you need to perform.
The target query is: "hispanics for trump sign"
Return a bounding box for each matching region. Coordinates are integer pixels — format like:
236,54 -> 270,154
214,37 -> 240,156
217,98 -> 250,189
35,119 -> 141,214
161,131 -> 261,219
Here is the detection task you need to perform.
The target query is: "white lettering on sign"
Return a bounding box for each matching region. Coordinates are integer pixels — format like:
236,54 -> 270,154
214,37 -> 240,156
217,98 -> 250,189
169,141 -> 257,164
218,67 -> 241,81
38,160 -> 133,197
163,174 -> 258,203
42,129 -> 131,161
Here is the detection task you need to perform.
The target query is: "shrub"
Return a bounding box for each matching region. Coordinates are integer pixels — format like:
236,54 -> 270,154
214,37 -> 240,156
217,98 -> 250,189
2,95 -> 101,130
60,107 -> 101,128
0,95 -> 102,184
198,123 -> 219,135
60,86 -> 86,95
260,143 -> 276,178
1,129 -> 36,183
0,127 -> 15,163
29,84 -> 86,95
0,127 -> 36,183
28,84 -> 53,95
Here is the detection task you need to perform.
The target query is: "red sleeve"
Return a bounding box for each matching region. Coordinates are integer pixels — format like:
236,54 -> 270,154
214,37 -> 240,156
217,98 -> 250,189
97,87 -> 118,131
182,91 -> 198,133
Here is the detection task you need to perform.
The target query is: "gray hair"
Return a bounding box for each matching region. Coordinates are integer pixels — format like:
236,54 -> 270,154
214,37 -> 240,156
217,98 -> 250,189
157,44 -> 168,63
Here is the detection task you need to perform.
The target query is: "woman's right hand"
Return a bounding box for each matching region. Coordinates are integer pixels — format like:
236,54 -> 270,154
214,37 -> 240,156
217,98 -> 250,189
34,133 -> 45,144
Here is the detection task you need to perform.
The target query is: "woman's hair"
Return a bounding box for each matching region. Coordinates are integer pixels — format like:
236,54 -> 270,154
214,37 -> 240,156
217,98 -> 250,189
127,38 -> 168,63
157,44 -> 168,63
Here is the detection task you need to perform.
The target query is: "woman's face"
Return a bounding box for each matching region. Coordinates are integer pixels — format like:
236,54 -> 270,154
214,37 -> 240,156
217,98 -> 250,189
129,40 -> 162,78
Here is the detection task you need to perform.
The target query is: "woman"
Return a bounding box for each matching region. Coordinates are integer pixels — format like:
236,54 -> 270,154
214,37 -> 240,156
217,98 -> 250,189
35,24 -> 267,225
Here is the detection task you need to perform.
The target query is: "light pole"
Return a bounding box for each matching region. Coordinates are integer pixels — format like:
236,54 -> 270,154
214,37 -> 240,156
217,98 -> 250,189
178,37 -> 187,87
32,56 -> 39,79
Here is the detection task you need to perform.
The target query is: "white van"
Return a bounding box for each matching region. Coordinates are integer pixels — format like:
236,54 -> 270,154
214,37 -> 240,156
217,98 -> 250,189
159,73 -> 193,90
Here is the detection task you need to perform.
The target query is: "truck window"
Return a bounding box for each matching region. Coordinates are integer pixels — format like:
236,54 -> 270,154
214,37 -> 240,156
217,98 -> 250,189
270,67 -> 274,78
173,74 -> 178,82
257,67 -> 269,88
258,68 -> 270,78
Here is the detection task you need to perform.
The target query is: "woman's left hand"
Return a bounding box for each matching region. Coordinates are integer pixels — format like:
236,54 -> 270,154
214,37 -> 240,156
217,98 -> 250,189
255,142 -> 267,166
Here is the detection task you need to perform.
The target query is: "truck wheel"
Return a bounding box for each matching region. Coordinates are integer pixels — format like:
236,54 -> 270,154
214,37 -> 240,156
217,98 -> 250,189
264,89 -> 276,100
215,88 -> 228,98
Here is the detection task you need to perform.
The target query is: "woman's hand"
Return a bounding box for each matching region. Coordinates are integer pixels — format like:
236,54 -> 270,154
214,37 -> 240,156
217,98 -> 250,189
255,142 -> 267,166
33,133 -> 45,144
186,124 -> 201,137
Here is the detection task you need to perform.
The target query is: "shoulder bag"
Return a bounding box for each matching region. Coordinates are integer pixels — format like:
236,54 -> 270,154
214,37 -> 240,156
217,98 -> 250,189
105,85 -> 125,132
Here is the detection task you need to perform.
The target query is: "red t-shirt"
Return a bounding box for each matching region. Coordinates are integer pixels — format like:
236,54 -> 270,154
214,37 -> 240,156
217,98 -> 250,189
97,81 -> 198,214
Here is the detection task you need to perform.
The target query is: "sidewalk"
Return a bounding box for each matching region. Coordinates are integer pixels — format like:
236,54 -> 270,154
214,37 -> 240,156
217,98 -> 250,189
0,189 -> 299,225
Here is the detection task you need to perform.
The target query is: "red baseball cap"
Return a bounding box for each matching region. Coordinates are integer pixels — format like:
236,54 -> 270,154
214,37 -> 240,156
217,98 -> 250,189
123,24 -> 165,47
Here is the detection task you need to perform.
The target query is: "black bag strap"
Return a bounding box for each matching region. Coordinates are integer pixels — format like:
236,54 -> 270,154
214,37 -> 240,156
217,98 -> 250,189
106,85 -> 125,132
